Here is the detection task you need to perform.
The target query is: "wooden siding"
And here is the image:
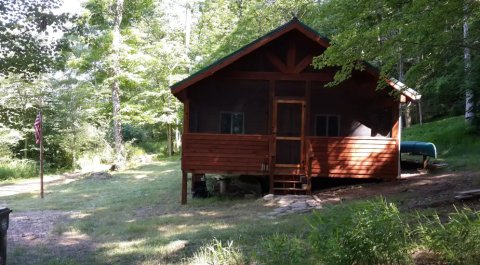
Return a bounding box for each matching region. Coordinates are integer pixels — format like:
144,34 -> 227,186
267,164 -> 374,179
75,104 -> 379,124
182,133 -> 269,175
306,136 -> 399,179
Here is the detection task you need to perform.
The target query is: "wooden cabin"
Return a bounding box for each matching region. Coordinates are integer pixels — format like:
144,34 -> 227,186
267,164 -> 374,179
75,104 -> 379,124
171,19 -> 420,204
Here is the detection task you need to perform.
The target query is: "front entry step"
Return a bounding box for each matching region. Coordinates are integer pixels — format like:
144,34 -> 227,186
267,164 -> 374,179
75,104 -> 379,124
272,175 -> 311,195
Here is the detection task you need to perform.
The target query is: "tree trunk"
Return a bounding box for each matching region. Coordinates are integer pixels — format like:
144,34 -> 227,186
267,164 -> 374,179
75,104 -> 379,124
185,2 -> 191,48
418,100 -> 423,126
167,123 -> 172,161
72,134 -> 76,169
464,17 -> 474,122
24,133 -> 27,160
111,0 -> 125,170
399,50 -> 411,128
175,126 -> 181,152
23,103 -> 28,160
405,104 -> 412,128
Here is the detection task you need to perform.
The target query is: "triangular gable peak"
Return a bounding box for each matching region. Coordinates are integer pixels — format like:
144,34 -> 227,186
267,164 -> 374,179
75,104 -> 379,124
171,19 -> 420,101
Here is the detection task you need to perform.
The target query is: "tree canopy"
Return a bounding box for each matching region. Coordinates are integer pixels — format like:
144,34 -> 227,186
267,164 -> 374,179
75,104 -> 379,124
1,0 -> 480,173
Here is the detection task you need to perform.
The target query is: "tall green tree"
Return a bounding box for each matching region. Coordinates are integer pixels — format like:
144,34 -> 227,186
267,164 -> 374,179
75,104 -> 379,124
78,0 -> 156,169
0,0 -> 75,78
309,0 -> 480,125
110,0 -> 126,169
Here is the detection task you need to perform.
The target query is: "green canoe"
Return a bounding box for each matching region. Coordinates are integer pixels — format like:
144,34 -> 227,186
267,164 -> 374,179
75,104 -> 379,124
400,141 -> 437,158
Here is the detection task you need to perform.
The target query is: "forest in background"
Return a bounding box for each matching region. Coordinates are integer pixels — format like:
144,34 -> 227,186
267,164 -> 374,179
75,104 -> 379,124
1,0 -> 480,180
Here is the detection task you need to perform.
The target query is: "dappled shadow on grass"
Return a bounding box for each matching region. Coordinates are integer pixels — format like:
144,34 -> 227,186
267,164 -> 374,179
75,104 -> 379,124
5,160 -> 315,264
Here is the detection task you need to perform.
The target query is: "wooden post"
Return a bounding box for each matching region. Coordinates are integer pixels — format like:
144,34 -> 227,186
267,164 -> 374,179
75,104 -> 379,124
183,99 -> 190,134
307,176 -> 312,195
268,80 -> 274,134
39,98 -> 44,199
269,135 -> 275,194
182,98 -> 190,199
269,80 -> 275,194
181,171 -> 187,205
305,81 -> 312,194
219,179 -> 227,194
305,80 -> 311,137
392,103 -> 401,179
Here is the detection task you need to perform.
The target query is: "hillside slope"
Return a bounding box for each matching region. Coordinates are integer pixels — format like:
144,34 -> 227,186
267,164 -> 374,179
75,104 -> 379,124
402,116 -> 480,170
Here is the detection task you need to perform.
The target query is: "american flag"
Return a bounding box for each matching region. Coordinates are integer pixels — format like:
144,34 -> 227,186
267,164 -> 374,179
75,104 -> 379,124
34,114 -> 41,145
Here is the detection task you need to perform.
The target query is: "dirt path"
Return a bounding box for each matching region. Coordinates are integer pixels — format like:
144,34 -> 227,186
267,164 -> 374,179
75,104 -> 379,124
0,166 -> 111,197
314,169 -> 480,213
8,210 -> 95,264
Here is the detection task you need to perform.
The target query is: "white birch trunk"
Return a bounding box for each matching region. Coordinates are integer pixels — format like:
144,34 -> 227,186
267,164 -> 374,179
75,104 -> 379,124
399,51 -> 411,128
464,18 -> 474,122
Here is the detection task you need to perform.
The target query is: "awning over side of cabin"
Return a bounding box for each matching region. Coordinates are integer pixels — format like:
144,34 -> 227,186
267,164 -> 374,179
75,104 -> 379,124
171,19 -> 420,101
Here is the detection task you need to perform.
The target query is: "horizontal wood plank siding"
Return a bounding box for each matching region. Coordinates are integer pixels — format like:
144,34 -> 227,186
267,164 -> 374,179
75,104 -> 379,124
182,133 -> 269,174
307,137 -> 398,179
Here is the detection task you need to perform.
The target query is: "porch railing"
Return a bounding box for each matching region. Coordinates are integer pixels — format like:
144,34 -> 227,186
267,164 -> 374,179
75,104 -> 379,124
182,133 -> 269,175
305,136 -> 399,179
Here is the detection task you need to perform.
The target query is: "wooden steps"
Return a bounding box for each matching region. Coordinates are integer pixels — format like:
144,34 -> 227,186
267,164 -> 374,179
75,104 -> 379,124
275,188 -> 308,191
272,175 -> 310,195
274,180 -> 302,183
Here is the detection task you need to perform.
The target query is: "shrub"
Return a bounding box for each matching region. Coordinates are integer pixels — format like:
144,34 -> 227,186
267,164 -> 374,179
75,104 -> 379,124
0,160 -> 38,181
252,233 -> 311,265
308,198 -> 413,265
415,207 -> 480,265
124,140 -> 146,161
135,141 -> 166,154
190,238 -> 245,265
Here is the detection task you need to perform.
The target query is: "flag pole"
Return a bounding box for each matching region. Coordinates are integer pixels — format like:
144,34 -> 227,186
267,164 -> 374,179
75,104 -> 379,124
39,98 -> 44,199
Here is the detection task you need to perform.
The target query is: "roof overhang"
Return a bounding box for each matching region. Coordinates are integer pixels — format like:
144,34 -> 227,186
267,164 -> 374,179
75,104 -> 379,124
171,19 -> 421,102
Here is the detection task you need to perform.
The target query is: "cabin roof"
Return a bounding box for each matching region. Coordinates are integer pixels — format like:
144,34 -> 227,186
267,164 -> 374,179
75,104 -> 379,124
171,19 -> 420,100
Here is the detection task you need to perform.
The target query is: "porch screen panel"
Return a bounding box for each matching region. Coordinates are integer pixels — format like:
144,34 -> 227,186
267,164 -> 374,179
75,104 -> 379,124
276,140 -> 301,164
276,103 -> 302,137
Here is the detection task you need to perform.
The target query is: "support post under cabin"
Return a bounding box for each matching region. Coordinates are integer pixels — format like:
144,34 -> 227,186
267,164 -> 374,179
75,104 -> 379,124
182,171 -> 188,205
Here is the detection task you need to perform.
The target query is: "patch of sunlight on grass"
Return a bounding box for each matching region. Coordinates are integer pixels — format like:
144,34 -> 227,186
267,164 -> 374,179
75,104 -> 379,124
166,240 -> 188,253
118,239 -> 146,248
120,171 -> 155,175
198,211 -> 221,216
135,174 -> 148,179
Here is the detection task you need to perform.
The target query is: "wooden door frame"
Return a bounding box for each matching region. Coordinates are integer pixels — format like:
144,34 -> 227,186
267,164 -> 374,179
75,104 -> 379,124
273,99 -> 306,168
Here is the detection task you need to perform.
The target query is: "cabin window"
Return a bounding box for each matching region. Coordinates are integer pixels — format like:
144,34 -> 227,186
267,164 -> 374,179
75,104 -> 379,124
315,115 -> 340,137
220,112 -> 244,134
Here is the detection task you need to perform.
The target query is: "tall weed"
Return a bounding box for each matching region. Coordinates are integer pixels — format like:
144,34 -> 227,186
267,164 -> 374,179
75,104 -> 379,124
190,238 -> 246,265
252,233 -> 311,265
0,160 -> 38,181
308,198 -> 413,265
415,207 -> 480,265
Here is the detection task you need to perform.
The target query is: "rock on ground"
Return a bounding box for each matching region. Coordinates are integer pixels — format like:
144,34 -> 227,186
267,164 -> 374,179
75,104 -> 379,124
261,194 -> 322,218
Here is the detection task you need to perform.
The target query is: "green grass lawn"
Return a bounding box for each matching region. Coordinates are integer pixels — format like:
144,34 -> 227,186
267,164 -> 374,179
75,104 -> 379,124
3,157 -> 314,265
402,115 -> 480,170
